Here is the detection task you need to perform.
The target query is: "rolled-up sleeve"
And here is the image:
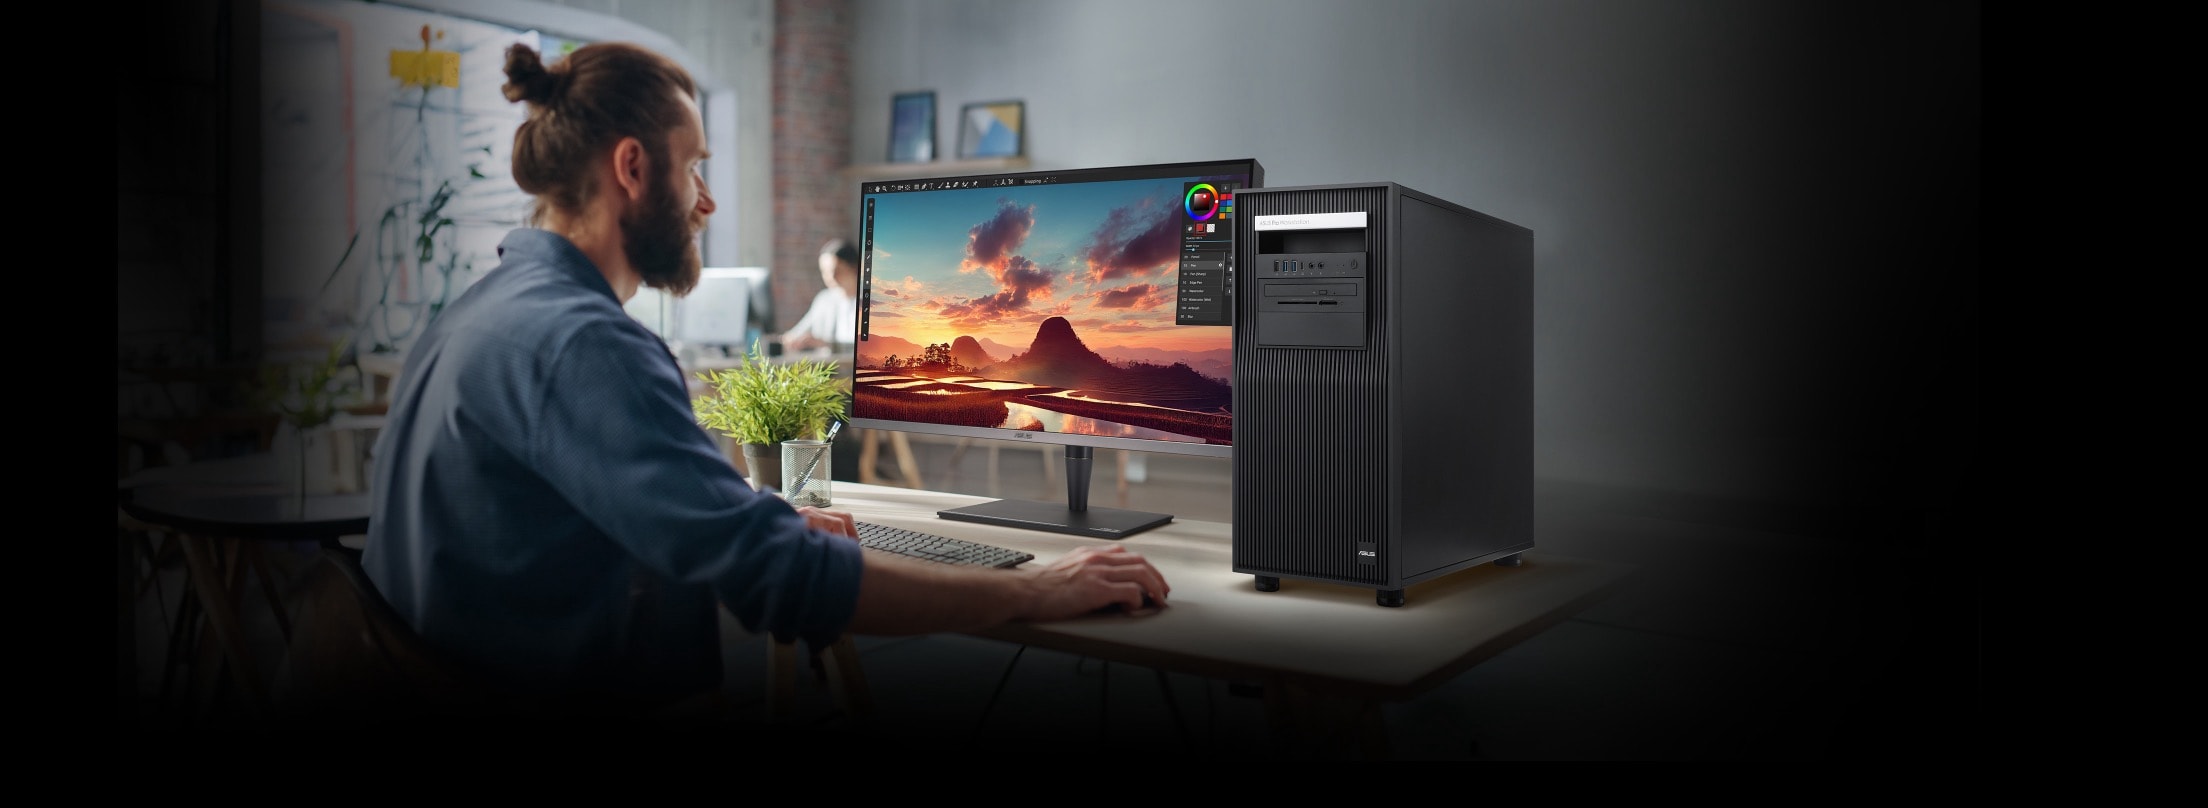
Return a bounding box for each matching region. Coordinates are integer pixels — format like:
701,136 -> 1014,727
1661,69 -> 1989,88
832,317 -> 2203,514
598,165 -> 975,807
530,322 -> 863,648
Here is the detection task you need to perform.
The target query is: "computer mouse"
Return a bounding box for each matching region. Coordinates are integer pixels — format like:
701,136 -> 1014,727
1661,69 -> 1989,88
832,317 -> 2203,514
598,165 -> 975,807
1096,593 -> 1161,615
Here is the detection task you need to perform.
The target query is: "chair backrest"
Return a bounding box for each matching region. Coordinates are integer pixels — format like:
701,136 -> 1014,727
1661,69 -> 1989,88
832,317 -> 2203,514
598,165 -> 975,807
320,547 -> 488,710
316,547 -> 717,727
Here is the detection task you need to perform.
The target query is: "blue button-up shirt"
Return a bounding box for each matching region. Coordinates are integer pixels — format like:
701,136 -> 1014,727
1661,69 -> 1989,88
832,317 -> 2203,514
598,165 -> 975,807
364,228 -> 863,708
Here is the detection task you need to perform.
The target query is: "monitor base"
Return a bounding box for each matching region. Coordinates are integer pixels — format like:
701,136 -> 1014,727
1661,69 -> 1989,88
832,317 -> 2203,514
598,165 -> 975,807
937,498 -> 1172,540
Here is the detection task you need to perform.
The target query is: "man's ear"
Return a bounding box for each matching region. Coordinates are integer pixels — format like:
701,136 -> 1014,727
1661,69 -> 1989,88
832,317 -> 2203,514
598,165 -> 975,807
609,135 -> 650,202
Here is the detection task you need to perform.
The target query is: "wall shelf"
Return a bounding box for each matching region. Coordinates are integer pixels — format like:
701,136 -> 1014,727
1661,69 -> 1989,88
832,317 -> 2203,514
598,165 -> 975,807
840,156 -> 1031,184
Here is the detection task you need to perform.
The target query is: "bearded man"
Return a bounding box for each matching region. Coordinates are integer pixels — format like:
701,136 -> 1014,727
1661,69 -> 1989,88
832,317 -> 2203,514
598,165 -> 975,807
362,41 -> 1166,724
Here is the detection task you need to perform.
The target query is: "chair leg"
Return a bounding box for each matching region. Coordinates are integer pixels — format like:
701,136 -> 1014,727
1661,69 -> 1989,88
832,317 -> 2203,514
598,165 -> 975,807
242,542 -> 293,644
1117,450 -> 1130,506
949,438 -> 971,473
822,634 -> 872,722
766,639 -> 801,725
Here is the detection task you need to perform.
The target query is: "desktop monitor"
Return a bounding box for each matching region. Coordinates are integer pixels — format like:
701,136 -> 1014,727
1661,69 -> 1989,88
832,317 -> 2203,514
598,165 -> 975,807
624,284 -> 671,337
849,158 -> 1263,538
673,267 -> 771,354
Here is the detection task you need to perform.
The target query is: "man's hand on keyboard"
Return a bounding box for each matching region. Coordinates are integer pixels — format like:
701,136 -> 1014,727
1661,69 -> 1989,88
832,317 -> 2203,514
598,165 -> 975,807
796,506 -> 857,539
1021,544 -> 1170,621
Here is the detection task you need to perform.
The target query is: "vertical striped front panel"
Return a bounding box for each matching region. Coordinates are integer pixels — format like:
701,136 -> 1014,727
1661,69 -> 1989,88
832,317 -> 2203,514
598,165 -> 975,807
1232,186 -> 1391,586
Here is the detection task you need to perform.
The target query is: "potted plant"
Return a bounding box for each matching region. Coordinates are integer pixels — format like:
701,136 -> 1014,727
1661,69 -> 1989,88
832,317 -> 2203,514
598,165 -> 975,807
253,336 -> 364,509
692,341 -> 848,491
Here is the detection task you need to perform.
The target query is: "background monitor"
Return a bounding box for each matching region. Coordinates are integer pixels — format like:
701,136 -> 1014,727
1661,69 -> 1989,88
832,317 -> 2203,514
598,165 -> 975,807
849,158 -> 1262,538
624,284 -> 671,337
674,267 -> 771,354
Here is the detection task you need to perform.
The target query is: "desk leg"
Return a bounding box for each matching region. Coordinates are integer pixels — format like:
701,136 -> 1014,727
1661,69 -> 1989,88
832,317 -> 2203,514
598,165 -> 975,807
117,527 -> 135,718
159,572 -> 200,710
1261,679 -> 1391,760
174,535 -> 268,716
204,540 -> 252,715
241,542 -> 293,644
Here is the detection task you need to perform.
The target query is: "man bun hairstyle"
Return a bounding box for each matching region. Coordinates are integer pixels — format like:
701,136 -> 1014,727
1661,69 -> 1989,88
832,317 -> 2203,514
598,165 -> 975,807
502,41 -> 698,225
500,43 -> 564,104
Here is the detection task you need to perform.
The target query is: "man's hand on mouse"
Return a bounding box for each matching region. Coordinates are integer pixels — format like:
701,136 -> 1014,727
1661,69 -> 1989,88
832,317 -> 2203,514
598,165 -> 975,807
1017,544 -> 1169,621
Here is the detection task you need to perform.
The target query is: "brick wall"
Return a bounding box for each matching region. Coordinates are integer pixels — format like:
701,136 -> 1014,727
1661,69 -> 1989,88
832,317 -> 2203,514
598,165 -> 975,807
771,0 -> 852,333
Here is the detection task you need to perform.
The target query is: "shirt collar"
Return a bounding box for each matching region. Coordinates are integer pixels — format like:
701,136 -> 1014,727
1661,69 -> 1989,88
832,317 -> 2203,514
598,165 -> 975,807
497,228 -> 616,302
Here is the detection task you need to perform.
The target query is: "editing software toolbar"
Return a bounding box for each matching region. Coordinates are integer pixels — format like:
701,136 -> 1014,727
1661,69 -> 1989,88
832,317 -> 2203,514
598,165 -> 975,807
863,176 -> 1051,193
1176,180 -> 1236,327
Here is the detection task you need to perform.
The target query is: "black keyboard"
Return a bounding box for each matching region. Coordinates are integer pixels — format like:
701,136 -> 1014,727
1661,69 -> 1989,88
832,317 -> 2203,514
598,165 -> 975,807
856,521 -> 1033,569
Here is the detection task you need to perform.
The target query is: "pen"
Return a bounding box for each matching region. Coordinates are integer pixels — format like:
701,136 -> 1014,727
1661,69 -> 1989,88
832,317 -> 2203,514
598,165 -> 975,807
786,419 -> 841,504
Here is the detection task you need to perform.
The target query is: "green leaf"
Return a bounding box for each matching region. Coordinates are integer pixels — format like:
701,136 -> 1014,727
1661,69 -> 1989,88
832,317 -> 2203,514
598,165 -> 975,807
250,333 -> 361,429
692,340 -> 850,446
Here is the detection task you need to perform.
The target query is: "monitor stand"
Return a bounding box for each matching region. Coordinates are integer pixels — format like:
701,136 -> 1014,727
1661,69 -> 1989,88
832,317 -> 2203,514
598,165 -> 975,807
936,446 -> 1172,539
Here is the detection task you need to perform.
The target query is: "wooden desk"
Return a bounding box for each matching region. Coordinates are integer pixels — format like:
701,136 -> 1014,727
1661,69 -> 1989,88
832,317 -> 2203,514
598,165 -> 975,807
825,482 -> 1633,757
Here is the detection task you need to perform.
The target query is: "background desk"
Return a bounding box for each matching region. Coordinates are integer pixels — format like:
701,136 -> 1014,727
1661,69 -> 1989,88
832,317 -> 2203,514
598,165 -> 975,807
117,455 -> 370,719
826,481 -> 1632,756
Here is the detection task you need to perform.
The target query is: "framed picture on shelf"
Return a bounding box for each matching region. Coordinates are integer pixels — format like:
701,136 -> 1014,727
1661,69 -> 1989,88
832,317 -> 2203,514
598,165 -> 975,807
887,90 -> 935,163
957,99 -> 1025,160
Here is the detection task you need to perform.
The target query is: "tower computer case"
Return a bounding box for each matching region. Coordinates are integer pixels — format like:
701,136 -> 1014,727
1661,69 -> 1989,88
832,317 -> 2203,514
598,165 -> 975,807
1231,182 -> 1533,607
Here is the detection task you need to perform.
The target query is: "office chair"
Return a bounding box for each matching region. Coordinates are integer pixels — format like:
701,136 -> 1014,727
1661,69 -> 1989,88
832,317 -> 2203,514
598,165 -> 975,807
315,545 -> 778,728
768,633 -> 872,726
315,545 -> 492,722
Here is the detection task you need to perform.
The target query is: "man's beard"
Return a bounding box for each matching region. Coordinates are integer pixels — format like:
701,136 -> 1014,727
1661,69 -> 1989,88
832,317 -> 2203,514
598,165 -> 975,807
623,170 -> 701,297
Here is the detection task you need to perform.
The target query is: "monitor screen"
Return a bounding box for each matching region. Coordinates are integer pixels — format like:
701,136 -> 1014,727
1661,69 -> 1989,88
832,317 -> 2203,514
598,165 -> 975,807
624,285 -> 670,337
674,267 -> 762,349
850,159 -> 1259,461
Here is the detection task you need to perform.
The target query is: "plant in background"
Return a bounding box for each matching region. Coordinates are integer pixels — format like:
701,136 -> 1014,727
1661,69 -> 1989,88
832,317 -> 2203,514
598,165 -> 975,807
254,336 -> 361,430
692,341 -> 848,447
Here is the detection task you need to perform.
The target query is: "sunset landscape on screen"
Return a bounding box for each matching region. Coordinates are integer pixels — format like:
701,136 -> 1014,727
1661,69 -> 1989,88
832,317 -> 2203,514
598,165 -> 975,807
854,176 -> 1237,445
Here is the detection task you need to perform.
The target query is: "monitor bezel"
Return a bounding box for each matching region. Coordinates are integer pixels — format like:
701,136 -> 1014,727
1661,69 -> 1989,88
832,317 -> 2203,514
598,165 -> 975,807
847,157 -> 1263,461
